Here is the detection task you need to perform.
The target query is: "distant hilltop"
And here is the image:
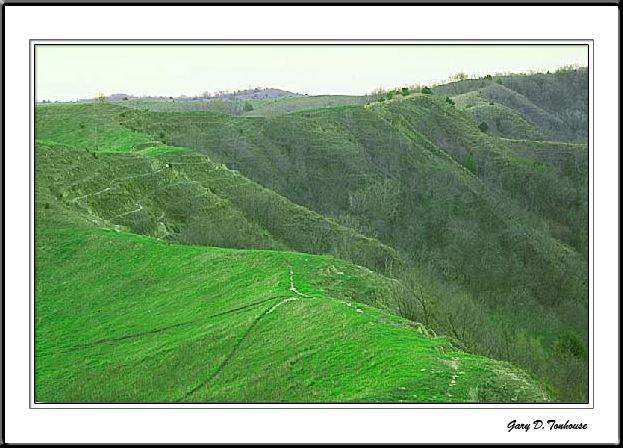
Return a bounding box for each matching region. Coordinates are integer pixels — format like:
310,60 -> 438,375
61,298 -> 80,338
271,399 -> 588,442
214,88 -> 301,101
73,87 -> 301,104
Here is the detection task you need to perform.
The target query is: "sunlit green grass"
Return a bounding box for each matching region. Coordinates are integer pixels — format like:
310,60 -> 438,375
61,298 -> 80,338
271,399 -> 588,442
36,103 -> 155,152
35,227 -> 548,403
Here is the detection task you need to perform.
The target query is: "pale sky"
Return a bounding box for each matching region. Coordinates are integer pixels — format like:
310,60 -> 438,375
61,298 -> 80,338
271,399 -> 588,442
35,45 -> 588,102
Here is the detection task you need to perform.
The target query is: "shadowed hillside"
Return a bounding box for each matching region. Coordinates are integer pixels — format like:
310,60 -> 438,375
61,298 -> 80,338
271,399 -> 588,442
434,67 -> 588,142
36,106 -> 401,275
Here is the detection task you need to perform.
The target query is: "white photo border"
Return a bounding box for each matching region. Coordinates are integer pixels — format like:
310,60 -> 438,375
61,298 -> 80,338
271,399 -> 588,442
28,38 -> 594,411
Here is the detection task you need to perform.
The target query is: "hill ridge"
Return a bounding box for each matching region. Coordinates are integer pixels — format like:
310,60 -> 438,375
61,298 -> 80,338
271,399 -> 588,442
34,70 -> 588,402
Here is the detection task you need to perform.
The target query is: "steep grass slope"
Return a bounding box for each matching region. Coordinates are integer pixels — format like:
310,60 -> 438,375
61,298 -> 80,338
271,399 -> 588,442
450,90 -> 545,141
35,104 -> 400,275
36,103 -> 156,152
36,227 -> 548,403
124,99 -> 586,304
35,104 -> 550,403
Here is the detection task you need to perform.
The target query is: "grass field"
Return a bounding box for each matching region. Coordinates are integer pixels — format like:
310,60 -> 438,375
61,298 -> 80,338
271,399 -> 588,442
36,227 -> 548,403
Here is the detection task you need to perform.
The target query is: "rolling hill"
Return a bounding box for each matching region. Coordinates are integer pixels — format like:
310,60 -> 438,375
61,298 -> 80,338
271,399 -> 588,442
34,68 -> 588,403
36,104 -> 401,274
123,94 -> 367,117
36,227 -> 548,403
34,104 -> 549,404
434,67 -> 588,143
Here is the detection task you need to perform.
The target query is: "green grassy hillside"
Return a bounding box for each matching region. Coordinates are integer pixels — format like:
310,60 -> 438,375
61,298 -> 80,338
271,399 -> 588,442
451,91 -> 545,141
36,103 -> 156,152
243,95 -> 368,117
36,227 -> 548,403
35,69 -> 588,403
116,93 -> 587,401
123,97 -> 586,301
35,107 -> 550,402
380,94 -> 588,255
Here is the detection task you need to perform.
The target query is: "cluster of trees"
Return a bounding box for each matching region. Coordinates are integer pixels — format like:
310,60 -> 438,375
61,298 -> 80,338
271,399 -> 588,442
368,85 -> 433,103
447,72 -> 491,82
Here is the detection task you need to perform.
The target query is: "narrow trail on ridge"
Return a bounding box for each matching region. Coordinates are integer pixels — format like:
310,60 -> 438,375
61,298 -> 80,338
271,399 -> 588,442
181,266 -> 309,401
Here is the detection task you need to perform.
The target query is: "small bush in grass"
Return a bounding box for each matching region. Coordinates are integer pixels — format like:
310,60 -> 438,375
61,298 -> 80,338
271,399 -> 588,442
478,122 -> 489,133
421,86 -> 433,95
464,151 -> 477,174
553,331 -> 587,360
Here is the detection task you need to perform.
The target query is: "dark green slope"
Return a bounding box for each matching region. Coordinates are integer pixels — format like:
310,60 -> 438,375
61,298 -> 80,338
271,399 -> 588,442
434,68 -> 588,142
450,90 -> 545,141
36,140 -> 400,276
478,83 -> 568,141
124,99 -> 586,303
380,94 -> 588,255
